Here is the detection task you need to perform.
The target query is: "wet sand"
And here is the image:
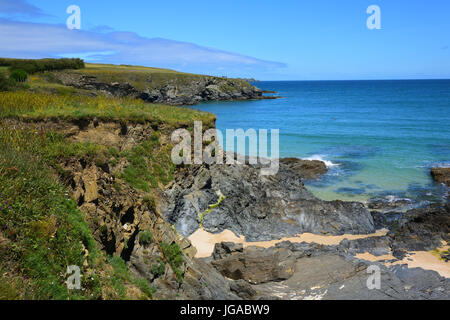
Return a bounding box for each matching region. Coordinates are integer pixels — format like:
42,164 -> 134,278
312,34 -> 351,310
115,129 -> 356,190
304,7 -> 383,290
188,228 -> 388,258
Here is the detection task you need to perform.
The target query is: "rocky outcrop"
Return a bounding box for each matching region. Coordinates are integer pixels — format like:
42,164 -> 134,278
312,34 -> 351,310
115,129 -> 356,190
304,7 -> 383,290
162,161 -> 374,241
211,245 -> 296,284
431,167 -> 450,187
209,240 -> 450,300
52,72 -> 267,105
382,203 -> 450,258
280,158 -> 328,180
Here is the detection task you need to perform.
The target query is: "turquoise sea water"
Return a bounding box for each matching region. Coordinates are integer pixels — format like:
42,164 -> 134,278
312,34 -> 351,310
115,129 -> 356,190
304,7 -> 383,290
190,80 -> 450,204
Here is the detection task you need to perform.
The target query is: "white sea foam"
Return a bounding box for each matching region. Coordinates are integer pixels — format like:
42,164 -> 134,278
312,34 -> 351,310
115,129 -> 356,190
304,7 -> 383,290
304,155 -> 339,168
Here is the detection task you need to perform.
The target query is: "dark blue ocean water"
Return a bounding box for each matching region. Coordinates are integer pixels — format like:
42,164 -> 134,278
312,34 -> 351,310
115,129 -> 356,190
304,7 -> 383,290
191,80 -> 450,203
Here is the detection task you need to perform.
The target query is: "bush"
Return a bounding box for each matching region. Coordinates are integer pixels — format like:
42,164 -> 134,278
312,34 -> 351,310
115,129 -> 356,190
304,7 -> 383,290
149,259 -> 166,278
0,73 -> 13,91
0,57 -> 85,74
138,230 -> 153,245
10,69 -> 28,82
160,242 -> 184,283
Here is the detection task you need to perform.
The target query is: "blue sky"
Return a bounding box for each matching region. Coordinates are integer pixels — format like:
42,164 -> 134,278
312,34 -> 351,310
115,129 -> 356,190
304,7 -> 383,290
0,0 -> 449,80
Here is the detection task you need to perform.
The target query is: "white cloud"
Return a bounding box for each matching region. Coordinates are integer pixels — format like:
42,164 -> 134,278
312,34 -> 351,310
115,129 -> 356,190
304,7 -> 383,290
0,18 -> 285,77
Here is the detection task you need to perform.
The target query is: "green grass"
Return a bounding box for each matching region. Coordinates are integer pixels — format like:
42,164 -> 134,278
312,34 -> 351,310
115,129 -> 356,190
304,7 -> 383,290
160,242 -> 184,284
0,91 -> 216,127
0,57 -> 84,74
149,259 -> 166,278
0,127 -> 101,299
109,256 -> 155,299
29,62 -> 251,95
0,64 -> 218,298
0,125 -> 156,299
119,132 -> 175,191
138,230 -> 153,246
74,63 -> 204,91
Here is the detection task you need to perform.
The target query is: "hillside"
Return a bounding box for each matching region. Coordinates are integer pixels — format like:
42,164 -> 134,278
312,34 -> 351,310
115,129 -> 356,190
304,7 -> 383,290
0,59 -> 448,301
1,58 -> 267,105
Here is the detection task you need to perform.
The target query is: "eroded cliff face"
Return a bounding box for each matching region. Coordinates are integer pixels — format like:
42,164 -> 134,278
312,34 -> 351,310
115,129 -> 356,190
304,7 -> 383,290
6,118 -> 448,300
50,72 -> 264,105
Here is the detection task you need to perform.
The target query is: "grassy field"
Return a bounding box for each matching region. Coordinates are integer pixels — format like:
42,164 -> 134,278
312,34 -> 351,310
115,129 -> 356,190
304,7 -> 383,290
72,63 -> 213,91
0,91 -> 216,126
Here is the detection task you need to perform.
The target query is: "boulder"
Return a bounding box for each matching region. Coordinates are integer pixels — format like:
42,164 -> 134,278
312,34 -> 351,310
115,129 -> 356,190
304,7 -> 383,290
280,157 -> 328,180
431,167 -> 450,186
211,246 -> 296,284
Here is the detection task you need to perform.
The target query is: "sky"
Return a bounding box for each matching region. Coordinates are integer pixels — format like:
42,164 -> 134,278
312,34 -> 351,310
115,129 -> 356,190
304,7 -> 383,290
0,0 -> 449,80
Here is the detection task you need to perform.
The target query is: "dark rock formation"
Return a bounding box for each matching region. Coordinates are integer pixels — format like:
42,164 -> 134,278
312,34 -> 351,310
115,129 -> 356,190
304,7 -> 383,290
53,72 -> 268,105
211,246 -> 296,284
209,240 -> 450,300
280,157 -> 328,180
162,161 -> 374,241
386,203 -> 450,258
431,167 -> 450,187
368,197 -> 412,211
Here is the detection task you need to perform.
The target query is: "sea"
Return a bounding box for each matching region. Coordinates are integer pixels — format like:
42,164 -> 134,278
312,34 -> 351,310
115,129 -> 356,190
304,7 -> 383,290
190,80 -> 450,205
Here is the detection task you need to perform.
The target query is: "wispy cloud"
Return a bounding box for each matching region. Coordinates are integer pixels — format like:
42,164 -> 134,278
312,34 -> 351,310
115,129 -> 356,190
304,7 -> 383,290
0,17 -> 285,77
0,0 -> 48,18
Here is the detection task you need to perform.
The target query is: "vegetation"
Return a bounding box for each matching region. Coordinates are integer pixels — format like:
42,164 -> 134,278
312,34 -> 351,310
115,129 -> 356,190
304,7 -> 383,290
109,256 -> 155,299
0,73 -> 14,91
0,57 -> 84,74
149,259 -> 166,278
160,242 -> 184,283
0,126 -> 100,299
0,124 -> 160,300
198,192 -> 226,228
138,230 -> 153,246
9,69 -> 28,83
0,61 -> 220,299
120,132 -> 175,191
0,91 -> 215,127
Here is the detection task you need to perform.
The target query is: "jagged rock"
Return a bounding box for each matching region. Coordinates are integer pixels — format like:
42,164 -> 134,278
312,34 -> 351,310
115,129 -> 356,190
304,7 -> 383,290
230,279 -> 257,299
211,246 -> 296,284
53,72 -> 267,105
431,167 -> 450,186
163,161 -> 375,241
212,242 -> 243,260
368,197 -> 412,211
81,165 -> 99,203
280,157 -> 328,180
387,203 -> 450,258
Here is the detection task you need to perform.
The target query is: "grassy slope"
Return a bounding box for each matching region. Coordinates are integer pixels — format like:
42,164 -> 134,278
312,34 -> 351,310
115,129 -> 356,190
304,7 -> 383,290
0,87 -> 214,299
29,63 -> 252,94
0,91 -> 215,125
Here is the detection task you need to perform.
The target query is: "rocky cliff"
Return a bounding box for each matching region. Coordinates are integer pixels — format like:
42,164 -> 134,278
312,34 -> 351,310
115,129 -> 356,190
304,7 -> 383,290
2,117 -> 448,300
46,68 -> 266,105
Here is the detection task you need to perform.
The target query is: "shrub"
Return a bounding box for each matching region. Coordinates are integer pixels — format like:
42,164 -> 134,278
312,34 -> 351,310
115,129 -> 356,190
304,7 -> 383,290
0,57 -> 85,74
0,73 -> 13,91
143,194 -> 156,210
160,242 -> 184,283
149,259 -> 166,278
138,230 -> 153,245
10,69 -> 28,82
109,256 -> 155,299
